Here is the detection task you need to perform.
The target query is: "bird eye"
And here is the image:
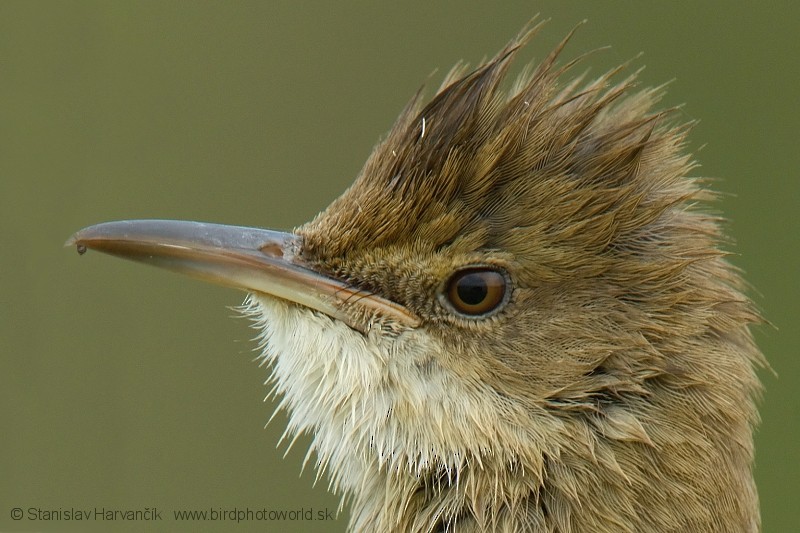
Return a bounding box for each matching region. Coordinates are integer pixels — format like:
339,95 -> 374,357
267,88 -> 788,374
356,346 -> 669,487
443,268 -> 508,317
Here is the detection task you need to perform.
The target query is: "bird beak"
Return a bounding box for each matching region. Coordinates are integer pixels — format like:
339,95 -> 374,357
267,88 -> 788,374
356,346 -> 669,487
67,219 -> 419,331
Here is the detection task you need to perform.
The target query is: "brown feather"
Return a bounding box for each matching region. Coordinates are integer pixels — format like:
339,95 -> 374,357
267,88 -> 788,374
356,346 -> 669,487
252,21 -> 770,531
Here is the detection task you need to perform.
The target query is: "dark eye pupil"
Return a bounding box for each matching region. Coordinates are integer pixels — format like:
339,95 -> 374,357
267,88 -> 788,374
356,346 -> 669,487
443,267 -> 508,317
457,274 -> 488,305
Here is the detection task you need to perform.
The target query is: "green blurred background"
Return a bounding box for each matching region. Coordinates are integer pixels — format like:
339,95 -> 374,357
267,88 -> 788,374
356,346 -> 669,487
1,1 -> 797,531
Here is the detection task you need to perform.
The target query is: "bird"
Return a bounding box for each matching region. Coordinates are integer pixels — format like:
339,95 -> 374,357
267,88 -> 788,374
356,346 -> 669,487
69,21 -> 765,533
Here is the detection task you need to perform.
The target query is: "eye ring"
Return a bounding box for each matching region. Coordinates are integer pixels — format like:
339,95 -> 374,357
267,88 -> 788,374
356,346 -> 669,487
440,267 -> 510,318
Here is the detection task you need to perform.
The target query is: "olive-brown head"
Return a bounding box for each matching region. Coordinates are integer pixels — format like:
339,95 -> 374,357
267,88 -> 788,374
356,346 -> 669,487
70,22 -> 765,532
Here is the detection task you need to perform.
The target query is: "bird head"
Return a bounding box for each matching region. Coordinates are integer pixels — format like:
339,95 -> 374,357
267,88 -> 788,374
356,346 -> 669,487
70,23 -> 764,532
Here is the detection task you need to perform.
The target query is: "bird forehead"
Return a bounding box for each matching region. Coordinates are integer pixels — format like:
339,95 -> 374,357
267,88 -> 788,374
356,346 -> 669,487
299,187 -> 466,259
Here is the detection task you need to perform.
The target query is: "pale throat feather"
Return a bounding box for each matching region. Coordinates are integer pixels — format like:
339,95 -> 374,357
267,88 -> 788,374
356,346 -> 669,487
243,294 -> 560,528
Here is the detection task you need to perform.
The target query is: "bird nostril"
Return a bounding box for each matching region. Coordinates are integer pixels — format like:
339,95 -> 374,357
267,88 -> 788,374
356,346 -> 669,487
259,242 -> 284,258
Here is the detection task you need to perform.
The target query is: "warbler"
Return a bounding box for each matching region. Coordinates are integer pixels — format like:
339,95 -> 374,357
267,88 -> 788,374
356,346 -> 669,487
70,22 -> 765,532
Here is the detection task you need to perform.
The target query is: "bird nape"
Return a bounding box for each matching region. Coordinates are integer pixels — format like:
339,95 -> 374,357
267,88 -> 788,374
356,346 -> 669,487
69,21 -> 765,533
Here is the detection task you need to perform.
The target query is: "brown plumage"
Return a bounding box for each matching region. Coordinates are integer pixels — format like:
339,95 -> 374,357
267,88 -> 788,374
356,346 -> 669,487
293,23 -> 765,531
71,20 -> 765,532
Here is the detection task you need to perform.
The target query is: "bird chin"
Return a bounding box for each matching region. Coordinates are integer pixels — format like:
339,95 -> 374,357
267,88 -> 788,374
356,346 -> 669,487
239,292 -> 549,499
240,292 -> 397,492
